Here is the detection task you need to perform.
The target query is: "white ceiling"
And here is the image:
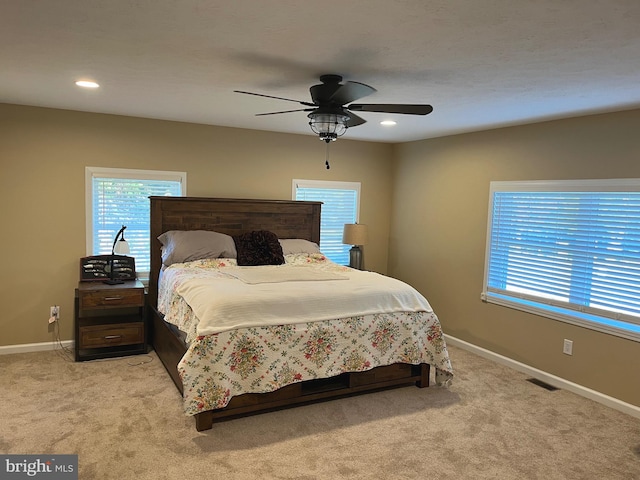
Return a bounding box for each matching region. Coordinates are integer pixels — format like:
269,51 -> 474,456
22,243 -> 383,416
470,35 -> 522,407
2,1 -> 640,143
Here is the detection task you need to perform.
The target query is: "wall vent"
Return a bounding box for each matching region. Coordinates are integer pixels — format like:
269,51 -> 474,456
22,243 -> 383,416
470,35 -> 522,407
527,378 -> 559,391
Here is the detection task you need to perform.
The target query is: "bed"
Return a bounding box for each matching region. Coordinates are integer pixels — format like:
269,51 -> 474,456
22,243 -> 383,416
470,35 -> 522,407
148,196 -> 453,431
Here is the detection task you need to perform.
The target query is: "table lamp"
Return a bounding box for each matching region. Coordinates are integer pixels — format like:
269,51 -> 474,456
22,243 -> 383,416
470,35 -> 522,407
342,223 -> 368,270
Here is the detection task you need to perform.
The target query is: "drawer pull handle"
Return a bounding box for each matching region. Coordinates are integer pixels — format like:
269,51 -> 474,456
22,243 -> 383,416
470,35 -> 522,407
104,335 -> 123,340
103,296 -> 123,301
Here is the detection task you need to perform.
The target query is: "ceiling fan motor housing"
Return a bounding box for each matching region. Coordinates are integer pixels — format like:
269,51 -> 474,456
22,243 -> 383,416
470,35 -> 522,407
310,75 -> 344,105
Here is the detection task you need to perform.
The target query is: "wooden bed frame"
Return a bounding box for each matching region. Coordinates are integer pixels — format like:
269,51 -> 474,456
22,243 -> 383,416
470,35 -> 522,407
148,196 -> 430,431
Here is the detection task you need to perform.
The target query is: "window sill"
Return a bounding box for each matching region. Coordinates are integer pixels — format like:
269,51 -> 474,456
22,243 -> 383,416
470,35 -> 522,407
482,292 -> 640,343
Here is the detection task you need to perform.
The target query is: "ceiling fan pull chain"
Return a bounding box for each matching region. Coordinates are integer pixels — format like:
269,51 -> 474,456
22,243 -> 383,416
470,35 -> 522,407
325,141 -> 331,169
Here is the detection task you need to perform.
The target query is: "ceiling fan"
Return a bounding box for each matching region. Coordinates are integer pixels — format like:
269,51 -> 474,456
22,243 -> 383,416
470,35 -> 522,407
234,74 -> 433,143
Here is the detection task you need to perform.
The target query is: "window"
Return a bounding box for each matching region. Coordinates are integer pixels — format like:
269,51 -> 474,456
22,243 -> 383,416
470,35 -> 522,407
293,179 -> 360,265
483,179 -> 640,341
86,167 -> 186,277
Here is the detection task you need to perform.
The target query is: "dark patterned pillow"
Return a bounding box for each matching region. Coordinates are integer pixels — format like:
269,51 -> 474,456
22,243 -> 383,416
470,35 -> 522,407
233,230 -> 285,266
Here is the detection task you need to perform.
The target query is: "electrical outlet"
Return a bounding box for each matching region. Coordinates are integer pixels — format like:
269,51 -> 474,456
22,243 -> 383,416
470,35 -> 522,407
563,339 -> 573,355
49,306 -> 59,324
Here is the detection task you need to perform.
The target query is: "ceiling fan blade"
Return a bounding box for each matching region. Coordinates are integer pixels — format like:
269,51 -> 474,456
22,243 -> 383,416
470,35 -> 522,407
255,108 -> 315,116
330,81 -> 377,106
234,90 -> 316,107
347,104 -> 433,115
346,112 -> 367,127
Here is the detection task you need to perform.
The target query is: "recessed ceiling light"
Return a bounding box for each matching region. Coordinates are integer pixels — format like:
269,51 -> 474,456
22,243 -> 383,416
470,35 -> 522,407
75,80 -> 100,88
380,120 -> 397,126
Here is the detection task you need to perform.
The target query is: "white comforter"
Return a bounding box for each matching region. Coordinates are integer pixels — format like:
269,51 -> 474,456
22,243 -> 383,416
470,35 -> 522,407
161,257 -> 434,336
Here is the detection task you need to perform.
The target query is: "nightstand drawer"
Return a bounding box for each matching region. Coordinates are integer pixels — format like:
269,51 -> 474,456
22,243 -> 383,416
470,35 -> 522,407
79,289 -> 144,309
79,323 -> 144,348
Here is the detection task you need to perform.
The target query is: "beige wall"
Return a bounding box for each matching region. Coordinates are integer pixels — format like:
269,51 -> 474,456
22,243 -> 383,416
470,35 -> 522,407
3,102 -> 639,409
0,103 -> 392,346
389,109 -> 640,407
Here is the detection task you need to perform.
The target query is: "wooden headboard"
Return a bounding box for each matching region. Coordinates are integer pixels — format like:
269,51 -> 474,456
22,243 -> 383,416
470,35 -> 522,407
148,196 -> 322,306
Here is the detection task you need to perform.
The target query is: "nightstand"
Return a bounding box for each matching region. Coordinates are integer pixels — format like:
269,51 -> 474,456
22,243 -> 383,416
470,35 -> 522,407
74,280 -> 146,361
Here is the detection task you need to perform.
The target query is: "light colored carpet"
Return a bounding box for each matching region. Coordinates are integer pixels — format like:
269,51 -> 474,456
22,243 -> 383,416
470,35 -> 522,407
1,344 -> 639,479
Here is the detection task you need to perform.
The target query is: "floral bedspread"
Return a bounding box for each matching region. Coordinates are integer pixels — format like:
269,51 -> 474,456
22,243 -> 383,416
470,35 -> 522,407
158,254 -> 454,417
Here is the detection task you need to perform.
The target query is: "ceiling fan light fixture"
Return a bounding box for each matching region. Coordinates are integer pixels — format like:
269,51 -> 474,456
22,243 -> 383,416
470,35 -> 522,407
308,112 -> 350,142
235,74 -> 433,145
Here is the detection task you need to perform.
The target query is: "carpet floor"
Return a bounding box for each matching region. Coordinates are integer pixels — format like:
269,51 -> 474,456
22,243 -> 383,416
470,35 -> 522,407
1,344 -> 639,479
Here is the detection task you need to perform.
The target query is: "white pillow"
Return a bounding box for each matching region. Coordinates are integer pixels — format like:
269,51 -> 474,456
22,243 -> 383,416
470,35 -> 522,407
278,239 -> 321,255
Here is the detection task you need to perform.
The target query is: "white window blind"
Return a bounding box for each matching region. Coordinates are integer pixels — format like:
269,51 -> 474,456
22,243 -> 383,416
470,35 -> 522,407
293,179 -> 360,265
483,179 -> 640,340
86,167 -> 185,275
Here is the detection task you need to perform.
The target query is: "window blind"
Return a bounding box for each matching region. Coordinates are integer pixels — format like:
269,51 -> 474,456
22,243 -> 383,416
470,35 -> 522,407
485,183 -> 640,330
294,181 -> 359,265
90,173 -> 183,273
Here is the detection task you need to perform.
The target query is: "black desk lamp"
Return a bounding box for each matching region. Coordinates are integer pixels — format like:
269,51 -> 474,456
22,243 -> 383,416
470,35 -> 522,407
104,225 -> 131,285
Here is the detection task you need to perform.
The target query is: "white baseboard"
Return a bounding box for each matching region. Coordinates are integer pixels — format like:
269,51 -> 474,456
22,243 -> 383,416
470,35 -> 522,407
445,334 -> 640,420
0,340 -> 74,355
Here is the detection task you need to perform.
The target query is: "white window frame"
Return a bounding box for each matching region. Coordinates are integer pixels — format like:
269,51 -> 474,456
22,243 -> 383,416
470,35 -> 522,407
85,167 -> 187,278
292,179 -> 361,265
482,178 -> 640,342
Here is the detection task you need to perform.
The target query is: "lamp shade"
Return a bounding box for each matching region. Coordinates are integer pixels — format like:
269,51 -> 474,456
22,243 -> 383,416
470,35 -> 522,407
342,223 -> 368,246
114,239 -> 130,255
111,225 -> 131,255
